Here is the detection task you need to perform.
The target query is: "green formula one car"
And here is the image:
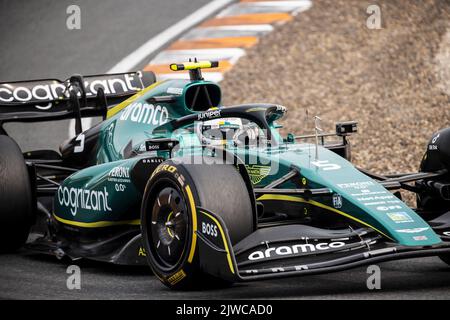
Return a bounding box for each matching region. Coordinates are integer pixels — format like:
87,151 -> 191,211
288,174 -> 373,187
1,61 -> 450,290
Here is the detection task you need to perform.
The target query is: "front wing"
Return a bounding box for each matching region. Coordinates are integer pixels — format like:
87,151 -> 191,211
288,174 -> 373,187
195,208 -> 450,282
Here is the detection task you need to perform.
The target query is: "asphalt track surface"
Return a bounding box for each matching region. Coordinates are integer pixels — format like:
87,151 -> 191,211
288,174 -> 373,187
1,250 -> 450,299
0,0 -> 209,151
1,0 -> 450,300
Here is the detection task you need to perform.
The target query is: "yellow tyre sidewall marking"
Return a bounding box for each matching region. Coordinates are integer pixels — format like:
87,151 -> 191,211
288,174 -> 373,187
186,185 -> 197,263
166,211 -> 174,238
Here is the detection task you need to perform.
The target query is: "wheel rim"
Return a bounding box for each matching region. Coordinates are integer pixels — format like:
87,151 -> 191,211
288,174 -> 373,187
150,186 -> 188,269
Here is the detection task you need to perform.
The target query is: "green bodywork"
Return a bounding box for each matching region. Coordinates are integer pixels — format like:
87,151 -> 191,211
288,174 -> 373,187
53,78 -> 442,247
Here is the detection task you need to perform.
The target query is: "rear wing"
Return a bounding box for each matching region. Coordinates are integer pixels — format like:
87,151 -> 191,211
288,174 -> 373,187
0,71 -> 156,124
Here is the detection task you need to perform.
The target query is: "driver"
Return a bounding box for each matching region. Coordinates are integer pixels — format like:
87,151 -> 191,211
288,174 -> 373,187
196,118 -> 261,147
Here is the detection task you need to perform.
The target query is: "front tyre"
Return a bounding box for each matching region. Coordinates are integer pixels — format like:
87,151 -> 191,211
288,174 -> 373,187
140,158 -> 254,290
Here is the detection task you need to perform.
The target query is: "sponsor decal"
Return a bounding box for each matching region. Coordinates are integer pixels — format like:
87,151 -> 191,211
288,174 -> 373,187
357,195 -> 395,201
153,164 -> 177,175
396,228 -> 429,234
138,247 -> 147,257
146,144 -> 160,151
429,133 -> 440,150
413,235 -> 428,241
363,200 -> 402,206
245,165 -> 271,185
376,205 -> 402,211
0,73 -> 144,106
338,181 -> 375,189
443,231 -> 450,236
332,193 -> 343,209
248,241 -> 346,261
108,166 -> 131,192
58,186 -> 112,216
109,166 -> 130,179
386,212 -> 414,224
166,87 -> 183,95
364,201 -> 386,206
201,222 -> 218,238
351,191 -> 387,197
119,102 -> 169,125
197,109 -> 221,121
311,160 -> 341,171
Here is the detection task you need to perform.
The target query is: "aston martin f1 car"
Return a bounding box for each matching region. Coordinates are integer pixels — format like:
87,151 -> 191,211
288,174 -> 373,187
1,61 -> 450,290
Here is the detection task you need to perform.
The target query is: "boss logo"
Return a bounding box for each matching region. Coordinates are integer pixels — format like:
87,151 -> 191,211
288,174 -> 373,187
202,222 -> 218,238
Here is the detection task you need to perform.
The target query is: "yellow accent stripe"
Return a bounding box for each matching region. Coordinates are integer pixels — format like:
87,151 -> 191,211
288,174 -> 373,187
186,185 -> 198,263
106,81 -> 162,119
167,211 -> 174,238
53,214 -> 140,228
200,210 -> 235,274
257,194 -> 393,240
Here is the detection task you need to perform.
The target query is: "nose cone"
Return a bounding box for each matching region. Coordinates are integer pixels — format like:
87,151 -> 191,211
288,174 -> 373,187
273,145 -> 442,247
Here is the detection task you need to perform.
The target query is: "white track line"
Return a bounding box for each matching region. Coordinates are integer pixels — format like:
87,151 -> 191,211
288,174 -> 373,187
218,0 -> 312,17
68,0 -> 235,137
180,24 -> 274,40
107,0 -> 235,74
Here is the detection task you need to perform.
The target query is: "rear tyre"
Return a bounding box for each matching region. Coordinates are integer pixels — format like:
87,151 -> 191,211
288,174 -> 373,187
141,157 -> 254,290
0,135 -> 33,253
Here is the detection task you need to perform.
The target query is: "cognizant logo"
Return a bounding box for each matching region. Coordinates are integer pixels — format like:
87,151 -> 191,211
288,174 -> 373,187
58,186 -> 112,216
248,242 -> 346,261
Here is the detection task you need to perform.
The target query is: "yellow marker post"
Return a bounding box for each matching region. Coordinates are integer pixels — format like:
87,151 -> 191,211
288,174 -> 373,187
169,61 -> 219,81
169,61 -> 219,71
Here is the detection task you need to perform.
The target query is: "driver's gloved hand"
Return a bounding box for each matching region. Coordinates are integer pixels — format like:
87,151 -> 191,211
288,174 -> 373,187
233,127 -> 259,147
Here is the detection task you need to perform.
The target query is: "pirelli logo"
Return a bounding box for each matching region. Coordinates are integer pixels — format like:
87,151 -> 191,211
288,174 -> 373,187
151,164 -> 177,179
167,269 -> 186,286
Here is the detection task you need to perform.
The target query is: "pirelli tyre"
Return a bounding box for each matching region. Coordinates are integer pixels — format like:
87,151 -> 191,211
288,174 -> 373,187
140,157 -> 254,290
0,135 -> 34,253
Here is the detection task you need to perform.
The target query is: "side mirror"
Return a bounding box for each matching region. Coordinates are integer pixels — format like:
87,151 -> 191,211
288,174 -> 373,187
336,121 -> 358,136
